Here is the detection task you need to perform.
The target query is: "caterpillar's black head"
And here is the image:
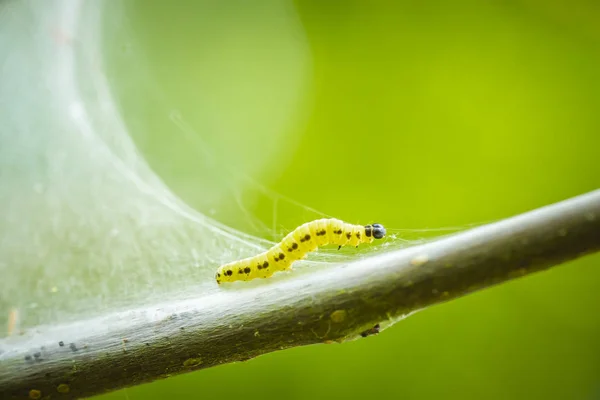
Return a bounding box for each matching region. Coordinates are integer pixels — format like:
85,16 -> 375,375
365,223 -> 386,240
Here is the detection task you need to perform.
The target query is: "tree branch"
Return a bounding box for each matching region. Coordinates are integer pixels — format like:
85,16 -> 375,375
1,190 -> 599,399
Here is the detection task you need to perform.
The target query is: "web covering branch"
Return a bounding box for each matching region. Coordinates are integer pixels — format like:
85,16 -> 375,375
1,190 -> 599,399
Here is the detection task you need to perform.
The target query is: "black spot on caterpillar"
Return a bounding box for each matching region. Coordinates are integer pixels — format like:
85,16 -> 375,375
215,218 -> 386,284
360,323 -> 381,338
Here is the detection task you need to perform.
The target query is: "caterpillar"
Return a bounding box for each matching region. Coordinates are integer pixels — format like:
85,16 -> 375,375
216,218 -> 386,284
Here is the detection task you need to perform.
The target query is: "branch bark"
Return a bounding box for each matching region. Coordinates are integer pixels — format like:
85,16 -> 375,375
1,190 -> 599,399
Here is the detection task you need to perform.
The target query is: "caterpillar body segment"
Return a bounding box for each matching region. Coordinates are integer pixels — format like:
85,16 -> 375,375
216,218 -> 386,284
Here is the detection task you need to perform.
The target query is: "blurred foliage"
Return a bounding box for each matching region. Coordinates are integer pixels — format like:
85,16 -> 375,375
102,0 -> 600,399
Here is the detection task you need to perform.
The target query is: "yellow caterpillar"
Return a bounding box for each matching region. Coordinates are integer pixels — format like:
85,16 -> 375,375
216,218 -> 386,284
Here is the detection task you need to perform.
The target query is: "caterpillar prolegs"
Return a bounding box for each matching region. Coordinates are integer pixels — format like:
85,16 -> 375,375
216,218 -> 386,284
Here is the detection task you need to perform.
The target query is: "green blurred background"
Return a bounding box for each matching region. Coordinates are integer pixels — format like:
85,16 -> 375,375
102,0 -> 600,399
